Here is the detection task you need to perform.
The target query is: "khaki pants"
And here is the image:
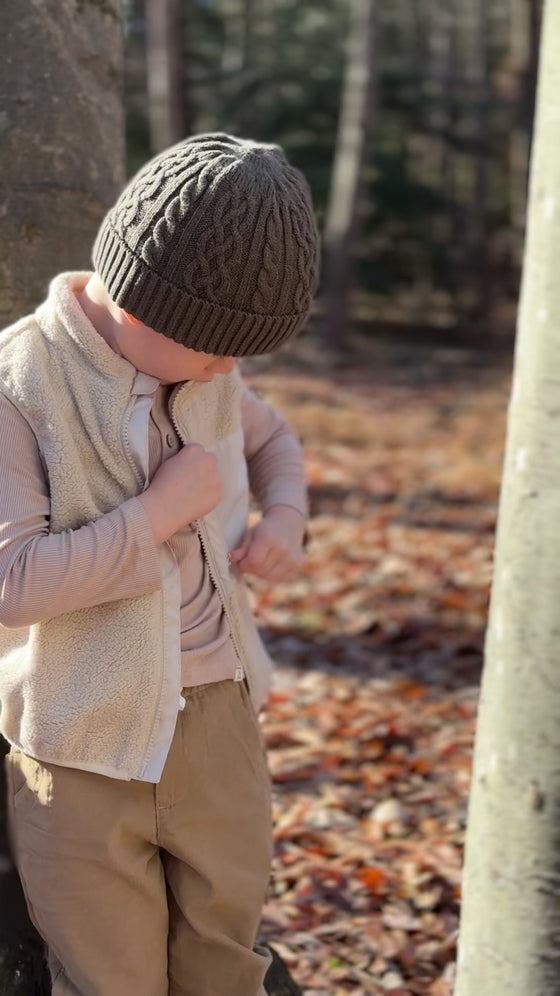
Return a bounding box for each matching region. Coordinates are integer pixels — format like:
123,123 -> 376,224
6,679 -> 272,996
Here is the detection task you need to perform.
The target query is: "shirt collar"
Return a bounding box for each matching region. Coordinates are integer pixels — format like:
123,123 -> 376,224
130,371 -> 161,396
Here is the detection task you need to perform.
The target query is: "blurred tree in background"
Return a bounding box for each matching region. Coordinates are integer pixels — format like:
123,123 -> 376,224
0,1 -> 125,991
123,0 -> 542,344
322,0 -> 378,351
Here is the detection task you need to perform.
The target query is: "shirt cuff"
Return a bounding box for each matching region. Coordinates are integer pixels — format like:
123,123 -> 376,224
121,496 -> 163,591
261,493 -> 309,521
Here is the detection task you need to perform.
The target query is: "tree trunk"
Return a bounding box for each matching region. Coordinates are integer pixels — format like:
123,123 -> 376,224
146,0 -> 186,153
467,0 -> 490,250
426,0 -> 449,218
468,0 -> 490,321
509,0 -> 542,270
0,2 -> 125,991
0,0 -> 125,329
321,0 -> 377,351
220,0 -> 260,133
221,0 -> 243,88
454,3 -> 560,994
444,0 -> 463,265
240,0 -> 257,77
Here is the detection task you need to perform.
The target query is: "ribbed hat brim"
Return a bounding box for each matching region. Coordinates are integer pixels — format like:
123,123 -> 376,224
93,223 -> 309,356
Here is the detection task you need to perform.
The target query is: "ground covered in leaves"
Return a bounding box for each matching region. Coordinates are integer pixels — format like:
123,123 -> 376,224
244,341 -> 512,996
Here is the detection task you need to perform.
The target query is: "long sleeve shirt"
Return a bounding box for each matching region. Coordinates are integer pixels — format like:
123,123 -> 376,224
0,377 -> 307,688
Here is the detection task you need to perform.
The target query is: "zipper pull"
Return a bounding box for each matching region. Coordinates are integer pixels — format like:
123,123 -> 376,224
234,665 -> 245,682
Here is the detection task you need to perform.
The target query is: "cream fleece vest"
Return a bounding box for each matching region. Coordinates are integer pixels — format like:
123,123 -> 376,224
0,274 -> 273,782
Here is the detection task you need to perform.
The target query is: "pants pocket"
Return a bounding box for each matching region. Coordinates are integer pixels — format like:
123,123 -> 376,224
6,748 -> 52,815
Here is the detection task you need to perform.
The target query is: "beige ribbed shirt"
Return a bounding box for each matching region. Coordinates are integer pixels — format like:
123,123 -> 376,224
0,380 -> 306,687
147,381 -> 238,686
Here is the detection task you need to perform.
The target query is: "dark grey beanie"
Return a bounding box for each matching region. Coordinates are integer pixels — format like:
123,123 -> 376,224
92,133 -> 320,355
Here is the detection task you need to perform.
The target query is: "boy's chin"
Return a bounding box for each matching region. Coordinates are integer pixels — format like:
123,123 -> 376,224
156,373 -> 215,386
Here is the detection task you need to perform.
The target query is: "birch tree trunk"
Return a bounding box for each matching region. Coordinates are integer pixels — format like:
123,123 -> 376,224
321,0 -> 377,351
454,3 -> 560,993
146,0 -> 186,152
0,0 -> 125,328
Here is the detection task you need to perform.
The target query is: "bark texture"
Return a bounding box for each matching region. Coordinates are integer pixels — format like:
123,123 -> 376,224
0,0 -> 125,327
0,3 -> 125,990
455,2 -> 560,993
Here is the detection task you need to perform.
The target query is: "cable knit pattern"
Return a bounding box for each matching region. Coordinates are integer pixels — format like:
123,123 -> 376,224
119,152 -> 205,232
183,183 -> 251,303
139,161 -> 220,266
252,205 -> 284,314
289,201 -> 318,313
92,133 -> 319,355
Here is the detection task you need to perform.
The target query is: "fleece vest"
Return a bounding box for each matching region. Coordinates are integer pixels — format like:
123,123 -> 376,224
0,274 -> 273,782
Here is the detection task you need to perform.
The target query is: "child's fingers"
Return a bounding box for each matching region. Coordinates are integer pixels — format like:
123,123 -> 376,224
232,527 -> 304,579
261,552 -> 301,580
265,563 -> 300,582
254,549 -> 283,576
243,544 -> 300,580
238,533 -> 271,570
230,532 -> 252,562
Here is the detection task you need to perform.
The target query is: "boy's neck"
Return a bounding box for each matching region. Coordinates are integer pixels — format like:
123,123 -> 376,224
75,274 -> 125,358
73,273 -> 233,385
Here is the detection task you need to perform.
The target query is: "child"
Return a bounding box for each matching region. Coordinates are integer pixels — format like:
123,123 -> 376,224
0,133 -> 319,995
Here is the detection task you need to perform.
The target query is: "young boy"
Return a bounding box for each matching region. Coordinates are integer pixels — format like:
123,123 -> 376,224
0,133 -> 319,995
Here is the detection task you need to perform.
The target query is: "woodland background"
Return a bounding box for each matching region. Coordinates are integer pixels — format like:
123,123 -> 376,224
0,1 -> 544,994
125,0 -> 541,345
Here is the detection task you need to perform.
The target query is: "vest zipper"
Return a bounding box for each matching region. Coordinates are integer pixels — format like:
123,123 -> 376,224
121,395 -> 144,490
122,390 -> 174,778
169,385 -> 248,674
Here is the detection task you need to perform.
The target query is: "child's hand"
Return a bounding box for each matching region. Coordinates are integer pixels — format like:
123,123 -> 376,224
138,444 -> 222,545
230,505 -> 306,582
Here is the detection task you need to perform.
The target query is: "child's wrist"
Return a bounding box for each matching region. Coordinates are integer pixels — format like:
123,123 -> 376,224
263,504 -> 307,544
137,491 -> 168,546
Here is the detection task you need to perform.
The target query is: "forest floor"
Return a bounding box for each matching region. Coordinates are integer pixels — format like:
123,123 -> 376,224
243,335 -> 512,996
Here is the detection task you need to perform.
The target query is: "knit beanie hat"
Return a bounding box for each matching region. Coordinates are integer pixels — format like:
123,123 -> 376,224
93,133 -> 319,356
